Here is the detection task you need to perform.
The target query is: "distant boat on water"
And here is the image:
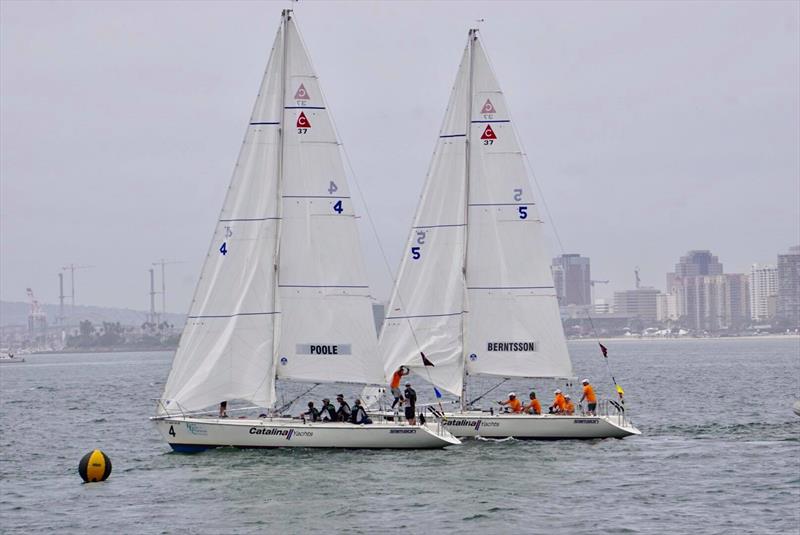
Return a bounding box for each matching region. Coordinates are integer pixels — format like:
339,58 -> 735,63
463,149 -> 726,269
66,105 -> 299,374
793,400 -> 800,417
0,351 -> 25,363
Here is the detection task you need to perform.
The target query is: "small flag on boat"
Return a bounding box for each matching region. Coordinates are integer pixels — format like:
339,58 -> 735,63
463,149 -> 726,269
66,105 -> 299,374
420,352 -> 435,367
599,343 -> 608,358
434,387 -> 442,399
616,384 -> 625,398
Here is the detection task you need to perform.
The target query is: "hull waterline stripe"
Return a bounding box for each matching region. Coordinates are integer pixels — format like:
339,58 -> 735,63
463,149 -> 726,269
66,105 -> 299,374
467,286 -> 554,290
386,311 -> 464,320
188,312 -> 279,319
440,134 -> 466,138
249,121 -> 280,125
412,223 -> 466,229
471,119 -> 511,124
285,106 -> 326,110
219,217 -> 281,222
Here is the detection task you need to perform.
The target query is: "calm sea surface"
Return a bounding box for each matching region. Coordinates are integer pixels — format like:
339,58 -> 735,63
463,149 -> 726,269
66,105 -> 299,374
1,337 -> 799,534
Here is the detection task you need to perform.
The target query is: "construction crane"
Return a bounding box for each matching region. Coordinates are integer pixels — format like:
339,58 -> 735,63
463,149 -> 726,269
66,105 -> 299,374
61,264 -> 95,317
152,259 -> 185,316
26,287 -> 47,343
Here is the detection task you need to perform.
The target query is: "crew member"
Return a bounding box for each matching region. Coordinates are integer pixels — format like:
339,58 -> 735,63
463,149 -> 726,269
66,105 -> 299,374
580,379 -> 597,415
335,394 -> 351,422
390,365 -> 410,409
498,392 -> 523,413
219,401 -> 228,418
523,392 -> 542,415
550,389 -> 567,414
563,395 -> 575,415
403,383 -> 417,425
350,399 -> 372,425
320,398 -> 337,421
301,401 -> 321,422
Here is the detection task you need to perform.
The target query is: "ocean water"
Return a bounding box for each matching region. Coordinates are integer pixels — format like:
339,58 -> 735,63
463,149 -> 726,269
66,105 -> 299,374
1,337 -> 798,534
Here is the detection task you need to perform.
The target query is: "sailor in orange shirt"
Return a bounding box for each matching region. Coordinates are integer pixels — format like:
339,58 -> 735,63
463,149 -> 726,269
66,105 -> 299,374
498,392 -> 523,413
389,366 -> 409,409
580,379 -> 597,415
522,391 -> 542,415
550,389 -> 567,414
563,395 -> 575,415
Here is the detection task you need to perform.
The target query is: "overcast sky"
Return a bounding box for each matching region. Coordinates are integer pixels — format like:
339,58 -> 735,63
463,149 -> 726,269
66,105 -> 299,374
1,0 -> 798,314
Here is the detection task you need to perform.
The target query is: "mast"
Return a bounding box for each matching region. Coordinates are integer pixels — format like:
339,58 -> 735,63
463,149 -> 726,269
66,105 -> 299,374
460,29 -> 477,411
271,9 -> 291,394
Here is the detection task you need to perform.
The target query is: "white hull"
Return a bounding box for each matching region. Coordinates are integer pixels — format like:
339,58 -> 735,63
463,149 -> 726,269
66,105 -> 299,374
442,411 -> 641,440
0,357 -> 25,363
151,416 -> 460,452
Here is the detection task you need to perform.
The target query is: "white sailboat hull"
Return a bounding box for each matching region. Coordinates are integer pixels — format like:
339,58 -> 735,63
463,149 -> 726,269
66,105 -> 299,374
442,411 -> 641,440
152,416 -> 460,452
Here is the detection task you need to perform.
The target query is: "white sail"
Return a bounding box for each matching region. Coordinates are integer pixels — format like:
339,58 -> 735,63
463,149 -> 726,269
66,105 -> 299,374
275,18 -> 384,385
379,44 -> 471,396
380,30 -> 573,398
160,28 -> 285,414
464,38 -> 573,379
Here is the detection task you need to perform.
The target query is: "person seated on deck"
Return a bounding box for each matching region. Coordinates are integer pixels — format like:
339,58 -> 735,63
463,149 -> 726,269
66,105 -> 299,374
301,401 -> 321,422
350,399 -> 372,425
498,392 -> 523,413
319,398 -> 337,421
563,395 -> 575,415
390,365 -> 410,409
549,389 -> 567,414
580,379 -> 597,416
522,392 -> 542,415
335,394 -> 351,422
219,401 -> 228,418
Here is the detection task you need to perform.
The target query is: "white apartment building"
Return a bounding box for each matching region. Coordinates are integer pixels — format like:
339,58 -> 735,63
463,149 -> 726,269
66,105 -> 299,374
749,263 -> 777,321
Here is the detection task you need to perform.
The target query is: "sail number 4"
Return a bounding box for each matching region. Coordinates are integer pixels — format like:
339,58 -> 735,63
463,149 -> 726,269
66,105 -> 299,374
219,242 -> 228,255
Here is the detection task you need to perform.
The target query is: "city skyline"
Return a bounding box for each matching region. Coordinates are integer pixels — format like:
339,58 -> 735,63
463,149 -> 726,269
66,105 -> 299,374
2,1 -> 798,313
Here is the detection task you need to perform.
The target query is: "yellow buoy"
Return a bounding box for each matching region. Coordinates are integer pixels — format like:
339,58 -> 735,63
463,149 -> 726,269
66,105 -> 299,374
78,449 -> 112,483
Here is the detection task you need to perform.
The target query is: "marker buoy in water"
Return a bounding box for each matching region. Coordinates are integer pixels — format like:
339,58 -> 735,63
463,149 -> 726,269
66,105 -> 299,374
78,449 -> 112,483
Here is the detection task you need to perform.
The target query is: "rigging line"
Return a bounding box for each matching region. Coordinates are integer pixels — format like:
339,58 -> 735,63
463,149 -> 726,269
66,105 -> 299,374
466,377 -> 509,408
274,382 -> 320,414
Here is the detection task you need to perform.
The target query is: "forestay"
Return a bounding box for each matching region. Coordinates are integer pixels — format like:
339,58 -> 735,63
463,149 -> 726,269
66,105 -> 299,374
379,44 -> 471,397
160,29 -> 284,414
464,37 -> 573,379
274,17 -> 383,386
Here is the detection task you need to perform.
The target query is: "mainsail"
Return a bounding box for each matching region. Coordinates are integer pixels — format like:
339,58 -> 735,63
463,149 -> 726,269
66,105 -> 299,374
379,30 -> 573,397
160,11 -> 382,415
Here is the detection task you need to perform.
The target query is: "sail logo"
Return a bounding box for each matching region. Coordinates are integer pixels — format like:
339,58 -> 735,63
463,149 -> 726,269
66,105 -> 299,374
294,83 -> 310,100
280,356 -> 288,365
480,124 -> 497,140
296,112 -> 311,129
469,353 -> 478,361
487,342 -> 537,352
480,99 -> 496,114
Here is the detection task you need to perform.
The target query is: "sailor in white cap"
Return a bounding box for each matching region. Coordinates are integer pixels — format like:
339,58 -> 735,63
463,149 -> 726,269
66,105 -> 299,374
498,391 -> 523,413
550,389 -> 567,414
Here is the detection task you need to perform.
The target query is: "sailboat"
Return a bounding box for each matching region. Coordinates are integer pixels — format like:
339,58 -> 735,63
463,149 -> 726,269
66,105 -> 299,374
151,10 -> 459,451
379,28 -> 640,440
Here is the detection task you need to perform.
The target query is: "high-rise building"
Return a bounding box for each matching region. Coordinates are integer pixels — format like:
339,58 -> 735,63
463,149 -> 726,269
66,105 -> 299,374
552,254 -> 591,306
668,250 -> 748,331
666,250 -> 723,290
749,264 -> 778,321
777,246 -> 800,327
613,287 -> 660,321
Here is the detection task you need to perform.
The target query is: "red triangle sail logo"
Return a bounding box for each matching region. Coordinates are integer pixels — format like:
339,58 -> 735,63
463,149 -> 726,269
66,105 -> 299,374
480,99 -> 496,114
480,124 -> 497,140
297,111 -> 311,128
294,83 -> 310,100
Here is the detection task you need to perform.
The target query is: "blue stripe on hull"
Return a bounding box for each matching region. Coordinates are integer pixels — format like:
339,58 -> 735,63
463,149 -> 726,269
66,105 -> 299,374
169,443 -> 215,454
